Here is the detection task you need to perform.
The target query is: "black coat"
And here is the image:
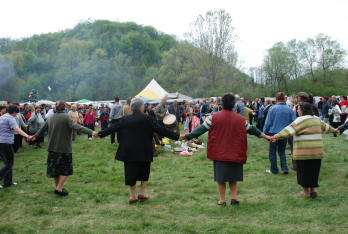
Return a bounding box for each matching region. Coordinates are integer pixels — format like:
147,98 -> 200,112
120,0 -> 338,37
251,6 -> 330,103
98,112 -> 180,162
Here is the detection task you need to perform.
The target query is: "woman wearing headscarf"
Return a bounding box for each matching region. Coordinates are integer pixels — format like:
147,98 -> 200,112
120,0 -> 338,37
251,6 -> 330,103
28,106 -> 46,149
270,102 -> 338,198
184,93 -> 271,206
32,101 -> 97,196
96,98 -> 181,204
0,105 -> 31,188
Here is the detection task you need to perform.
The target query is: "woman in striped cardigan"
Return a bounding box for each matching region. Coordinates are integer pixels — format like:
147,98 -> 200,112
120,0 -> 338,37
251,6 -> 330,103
271,102 -> 339,198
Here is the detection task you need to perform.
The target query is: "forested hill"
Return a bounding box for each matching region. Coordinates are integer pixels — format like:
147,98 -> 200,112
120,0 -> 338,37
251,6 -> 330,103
0,20 -> 180,101
0,15 -> 255,102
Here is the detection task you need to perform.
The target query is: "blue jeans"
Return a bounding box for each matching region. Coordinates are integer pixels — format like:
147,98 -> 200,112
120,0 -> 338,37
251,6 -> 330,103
0,143 -> 14,187
318,109 -> 322,117
256,118 -> 263,131
323,118 -> 329,123
157,120 -> 165,141
268,134 -> 288,173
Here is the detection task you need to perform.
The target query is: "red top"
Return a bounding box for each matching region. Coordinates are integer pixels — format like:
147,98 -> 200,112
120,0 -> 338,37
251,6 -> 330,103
83,111 -> 95,125
27,112 -> 32,120
207,109 -> 248,164
340,101 -> 348,107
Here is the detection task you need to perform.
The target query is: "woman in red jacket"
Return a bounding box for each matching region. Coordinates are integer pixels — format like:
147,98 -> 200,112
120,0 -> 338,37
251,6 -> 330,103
185,93 -> 271,206
83,105 -> 96,140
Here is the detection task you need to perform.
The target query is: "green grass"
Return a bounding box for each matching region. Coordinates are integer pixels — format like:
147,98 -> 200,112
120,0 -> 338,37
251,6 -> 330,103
1,126 -> 348,233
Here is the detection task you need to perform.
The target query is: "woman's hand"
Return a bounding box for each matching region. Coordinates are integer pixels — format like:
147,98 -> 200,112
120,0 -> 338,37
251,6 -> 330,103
179,135 -> 186,141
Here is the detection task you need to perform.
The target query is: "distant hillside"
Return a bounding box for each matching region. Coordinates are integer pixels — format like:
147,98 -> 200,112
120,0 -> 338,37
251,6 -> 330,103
0,19 -> 256,102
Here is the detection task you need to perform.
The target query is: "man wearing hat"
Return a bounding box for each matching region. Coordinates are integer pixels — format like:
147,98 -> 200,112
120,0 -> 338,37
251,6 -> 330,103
263,92 -> 296,174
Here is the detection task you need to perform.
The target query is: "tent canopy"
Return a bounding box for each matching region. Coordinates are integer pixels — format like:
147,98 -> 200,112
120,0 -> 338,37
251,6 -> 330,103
75,99 -> 91,103
135,79 -> 168,100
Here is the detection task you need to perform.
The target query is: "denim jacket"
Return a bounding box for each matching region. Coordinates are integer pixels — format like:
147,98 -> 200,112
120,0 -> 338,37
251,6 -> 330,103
263,102 -> 297,134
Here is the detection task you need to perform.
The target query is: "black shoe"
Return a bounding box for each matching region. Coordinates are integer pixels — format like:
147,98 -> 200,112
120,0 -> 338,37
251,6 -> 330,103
54,190 -> 69,196
231,199 -> 240,205
217,201 -> 226,206
153,152 -> 158,157
283,171 -> 289,174
37,145 -> 42,148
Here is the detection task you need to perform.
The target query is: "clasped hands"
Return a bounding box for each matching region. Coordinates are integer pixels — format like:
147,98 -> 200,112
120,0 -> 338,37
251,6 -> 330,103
262,134 -> 277,143
28,135 -> 35,141
91,131 -> 99,138
179,134 -> 187,141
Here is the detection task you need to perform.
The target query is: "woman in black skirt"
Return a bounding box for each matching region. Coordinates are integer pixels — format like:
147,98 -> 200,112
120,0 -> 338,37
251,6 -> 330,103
32,101 -> 96,196
272,102 -> 339,198
97,98 -> 181,204
184,93 -> 271,205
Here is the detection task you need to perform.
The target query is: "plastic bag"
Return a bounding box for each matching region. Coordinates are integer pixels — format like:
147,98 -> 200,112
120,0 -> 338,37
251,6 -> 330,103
162,137 -> 170,145
95,121 -> 98,127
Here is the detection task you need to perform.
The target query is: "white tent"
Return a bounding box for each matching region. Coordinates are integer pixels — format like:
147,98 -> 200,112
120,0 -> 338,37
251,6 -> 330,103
135,79 -> 168,100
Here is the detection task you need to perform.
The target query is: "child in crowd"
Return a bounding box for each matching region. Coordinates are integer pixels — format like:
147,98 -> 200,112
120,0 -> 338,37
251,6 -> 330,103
99,108 -> 109,139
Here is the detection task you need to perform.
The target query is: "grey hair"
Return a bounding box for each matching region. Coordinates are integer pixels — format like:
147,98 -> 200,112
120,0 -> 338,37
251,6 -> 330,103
126,97 -> 132,104
188,100 -> 193,104
130,98 -> 144,113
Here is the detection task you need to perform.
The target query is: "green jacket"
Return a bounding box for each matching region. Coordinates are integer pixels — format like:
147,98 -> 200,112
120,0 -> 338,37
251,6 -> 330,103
35,112 -> 93,154
154,104 -> 166,120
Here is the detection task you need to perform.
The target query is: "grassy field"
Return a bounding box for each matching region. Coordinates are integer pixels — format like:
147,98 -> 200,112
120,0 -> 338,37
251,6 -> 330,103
0,125 -> 348,233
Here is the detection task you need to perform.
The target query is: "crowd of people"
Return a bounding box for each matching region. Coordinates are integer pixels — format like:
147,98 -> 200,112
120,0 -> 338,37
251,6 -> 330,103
0,92 -> 347,205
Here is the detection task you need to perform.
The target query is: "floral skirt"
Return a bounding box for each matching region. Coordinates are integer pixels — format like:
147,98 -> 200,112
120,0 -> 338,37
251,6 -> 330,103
47,152 -> 73,178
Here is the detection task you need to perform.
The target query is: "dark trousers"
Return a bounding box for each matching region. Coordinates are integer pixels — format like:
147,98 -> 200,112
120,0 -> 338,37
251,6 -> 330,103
0,143 -> 14,187
87,124 -> 95,138
12,134 -> 22,153
157,120 -> 165,141
110,119 -> 120,143
101,122 -> 108,131
332,122 -> 340,137
268,133 -> 289,173
249,114 -> 253,125
256,118 -> 263,131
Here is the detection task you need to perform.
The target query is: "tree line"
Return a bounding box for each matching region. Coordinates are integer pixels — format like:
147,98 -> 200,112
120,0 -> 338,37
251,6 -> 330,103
0,10 -> 347,102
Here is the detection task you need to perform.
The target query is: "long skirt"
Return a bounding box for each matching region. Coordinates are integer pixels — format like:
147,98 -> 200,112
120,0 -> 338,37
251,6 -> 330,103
213,161 -> 243,183
47,152 -> 73,177
124,162 -> 151,186
296,159 -> 322,188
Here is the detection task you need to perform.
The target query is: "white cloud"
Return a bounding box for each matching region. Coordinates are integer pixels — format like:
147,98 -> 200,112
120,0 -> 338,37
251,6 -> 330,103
1,0 -> 347,67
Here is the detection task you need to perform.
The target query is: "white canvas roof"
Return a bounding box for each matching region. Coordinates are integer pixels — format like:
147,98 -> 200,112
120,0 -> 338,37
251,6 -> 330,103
135,79 -> 168,100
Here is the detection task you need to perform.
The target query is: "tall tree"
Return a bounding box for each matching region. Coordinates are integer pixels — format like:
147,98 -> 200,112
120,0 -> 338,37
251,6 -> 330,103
184,9 -> 239,89
57,39 -> 105,101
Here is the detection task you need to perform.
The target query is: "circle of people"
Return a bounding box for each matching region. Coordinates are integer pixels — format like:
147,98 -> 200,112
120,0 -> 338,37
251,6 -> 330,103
0,92 -> 346,205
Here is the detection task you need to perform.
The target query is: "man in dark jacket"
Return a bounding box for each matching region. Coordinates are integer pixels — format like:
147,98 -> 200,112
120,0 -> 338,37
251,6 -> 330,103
167,100 -> 181,133
96,98 -> 183,205
321,96 -> 332,123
